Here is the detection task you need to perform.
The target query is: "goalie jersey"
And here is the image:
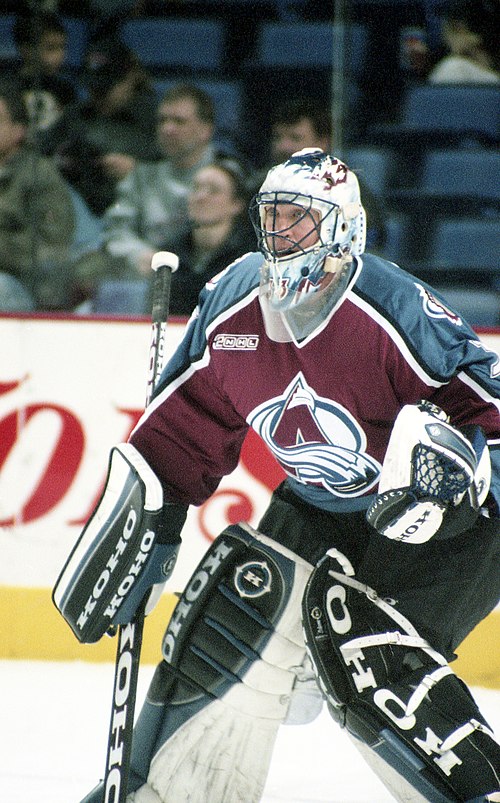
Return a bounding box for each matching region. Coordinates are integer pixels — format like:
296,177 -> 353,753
130,251 -> 500,517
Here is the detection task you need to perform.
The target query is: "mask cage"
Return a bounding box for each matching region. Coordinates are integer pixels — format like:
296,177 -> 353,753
250,191 -> 340,263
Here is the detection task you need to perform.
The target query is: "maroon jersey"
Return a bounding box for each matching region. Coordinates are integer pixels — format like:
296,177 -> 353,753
130,252 -> 500,514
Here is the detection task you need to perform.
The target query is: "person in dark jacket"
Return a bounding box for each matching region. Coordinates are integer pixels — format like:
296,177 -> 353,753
42,38 -> 159,216
169,157 -> 256,315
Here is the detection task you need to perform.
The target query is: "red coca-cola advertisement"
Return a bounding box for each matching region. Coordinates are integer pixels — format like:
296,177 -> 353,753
0,315 -> 284,595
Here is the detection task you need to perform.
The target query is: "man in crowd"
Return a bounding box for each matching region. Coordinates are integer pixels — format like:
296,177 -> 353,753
103,83 -> 229,277
11,11 -> 77,139
262,97 -> 388,253
0,84 -> 74,311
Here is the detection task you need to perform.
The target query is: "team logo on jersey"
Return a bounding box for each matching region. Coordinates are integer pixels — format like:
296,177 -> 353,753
416,284 -> 462,325
248,373 -> 381,497
234,560 -> 272,598
213,334 -> 259,350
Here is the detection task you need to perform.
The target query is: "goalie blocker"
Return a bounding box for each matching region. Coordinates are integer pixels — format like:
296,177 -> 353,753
53,443 -> 187,643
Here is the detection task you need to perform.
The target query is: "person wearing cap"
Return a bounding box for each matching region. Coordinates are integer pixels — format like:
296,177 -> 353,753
9,10 -> 78,138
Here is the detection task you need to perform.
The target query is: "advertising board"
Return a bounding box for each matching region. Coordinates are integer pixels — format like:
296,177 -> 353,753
0,315 -> 498,685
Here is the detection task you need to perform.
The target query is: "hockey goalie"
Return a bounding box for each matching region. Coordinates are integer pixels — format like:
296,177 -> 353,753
54,149 -> 500,802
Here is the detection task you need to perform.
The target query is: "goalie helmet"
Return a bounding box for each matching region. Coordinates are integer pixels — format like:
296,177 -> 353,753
249,148 -> 366,322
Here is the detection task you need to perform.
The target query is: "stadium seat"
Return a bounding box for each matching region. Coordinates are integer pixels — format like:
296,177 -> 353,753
60,17 -> 89,69
389,148 -> 500,216
371,85 -> 500,148
0,14 -> 16,62
344,146 -> 395,199
92,279 -> 150,316
121,18 -> 225,71
382,214 -> 413,264
67,186 -> 103,258
432,217 -> 500,277
254,22 -> 368,76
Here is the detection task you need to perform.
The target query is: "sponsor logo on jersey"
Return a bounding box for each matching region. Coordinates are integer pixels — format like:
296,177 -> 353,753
416,284 -> 462,325
248,372 -> 381,497
213,333 -> 259,350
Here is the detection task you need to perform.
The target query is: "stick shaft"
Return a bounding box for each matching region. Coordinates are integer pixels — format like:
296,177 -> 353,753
102,258 -> 176,803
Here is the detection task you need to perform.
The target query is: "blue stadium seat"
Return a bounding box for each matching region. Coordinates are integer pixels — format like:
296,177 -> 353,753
382,214 -> 413,264
254,22 -> 368,76
121,18 -> 225,71
0,14 -> 16,62
67,186 -> 103,258
92,279 -> 149,316
372,85 -> 500,147
432,217 -> 500,276
390,148 -> 500,216
401,85 -> 499,144
60,17 -> 90,69
344,146 -> 395,198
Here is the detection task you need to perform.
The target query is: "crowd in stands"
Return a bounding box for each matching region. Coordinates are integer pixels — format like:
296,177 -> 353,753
0,0 -> 498,322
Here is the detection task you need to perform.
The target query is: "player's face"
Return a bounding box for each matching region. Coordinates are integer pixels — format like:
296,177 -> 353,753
157,98 -> 212,160
263,202 -> 321,256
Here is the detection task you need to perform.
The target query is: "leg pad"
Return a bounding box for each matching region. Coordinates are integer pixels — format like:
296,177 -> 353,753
302,550 -> 500,801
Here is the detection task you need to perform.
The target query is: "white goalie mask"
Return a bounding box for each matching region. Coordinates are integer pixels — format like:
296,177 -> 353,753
249,149 -> 366,341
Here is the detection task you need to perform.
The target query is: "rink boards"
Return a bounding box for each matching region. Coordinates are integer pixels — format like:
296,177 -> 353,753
0,314 -> 499,687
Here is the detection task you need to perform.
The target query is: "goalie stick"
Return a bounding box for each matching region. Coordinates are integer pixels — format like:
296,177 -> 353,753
101,251 -> 179,803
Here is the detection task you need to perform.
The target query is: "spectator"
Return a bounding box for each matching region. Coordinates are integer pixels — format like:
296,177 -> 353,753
44,37 -> 159,215
10,11 -> 77,138
259,98 -> 388,253
269,97 -> 331,164
0,84 -> 75,311
102,83 -> 232,278
169,158 -> 256,315
428,4 -> 500,85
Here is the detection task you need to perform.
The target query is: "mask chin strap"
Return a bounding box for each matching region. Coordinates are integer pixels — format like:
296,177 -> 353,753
324,251 -> 354,275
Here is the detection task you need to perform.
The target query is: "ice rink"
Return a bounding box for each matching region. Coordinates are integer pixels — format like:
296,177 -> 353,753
1,659 -> 499,802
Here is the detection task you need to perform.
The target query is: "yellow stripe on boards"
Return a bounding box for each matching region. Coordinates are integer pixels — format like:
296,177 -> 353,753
0,586 -> 176,665
1,586 -> 499,687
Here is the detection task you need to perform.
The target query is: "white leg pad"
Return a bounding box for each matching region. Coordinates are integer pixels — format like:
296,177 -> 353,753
145,688 -> 284,803
128,785 -> 163,802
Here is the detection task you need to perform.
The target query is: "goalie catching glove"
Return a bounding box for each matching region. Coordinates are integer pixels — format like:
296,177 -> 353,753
367,401 -> 491,544
53,443 -> 187,643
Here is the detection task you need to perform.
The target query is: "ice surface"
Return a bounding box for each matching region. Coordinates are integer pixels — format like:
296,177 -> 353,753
1,659 -> 499,802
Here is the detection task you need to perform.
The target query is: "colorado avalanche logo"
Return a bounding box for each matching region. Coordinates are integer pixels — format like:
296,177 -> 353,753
416,283 -> 462,325
248,373 -> 381,497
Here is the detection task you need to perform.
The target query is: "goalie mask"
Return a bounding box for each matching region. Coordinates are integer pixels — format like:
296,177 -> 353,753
249,148 -> 366,342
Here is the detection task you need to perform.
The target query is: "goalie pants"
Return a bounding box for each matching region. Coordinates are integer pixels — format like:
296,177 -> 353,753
259,481 -> 500,662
